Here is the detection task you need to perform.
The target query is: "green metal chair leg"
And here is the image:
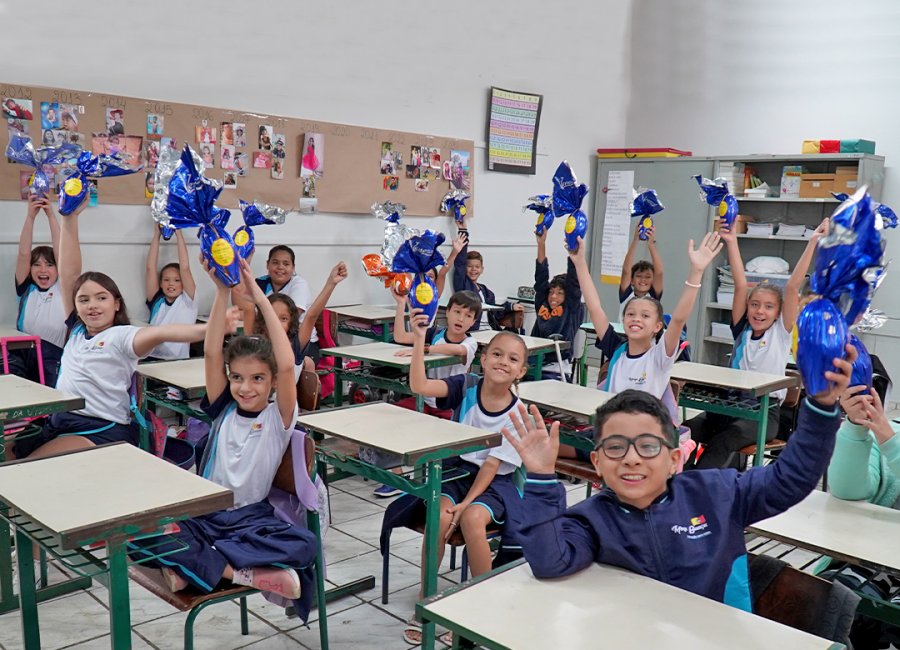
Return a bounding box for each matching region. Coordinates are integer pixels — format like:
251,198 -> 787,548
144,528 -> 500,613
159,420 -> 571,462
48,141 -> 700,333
308,510 -> 330,650
240,596 -> 249,634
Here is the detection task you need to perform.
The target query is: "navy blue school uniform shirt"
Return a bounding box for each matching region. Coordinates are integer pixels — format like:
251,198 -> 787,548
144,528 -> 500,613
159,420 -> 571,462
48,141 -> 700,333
530,257 -> 582,360
452,231 -> 518,330
509,398 -> 841,612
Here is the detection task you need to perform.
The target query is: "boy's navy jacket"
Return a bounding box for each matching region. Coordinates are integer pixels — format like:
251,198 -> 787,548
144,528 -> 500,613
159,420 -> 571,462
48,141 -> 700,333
452,235 -> 517,330
530,257 -> 583,360
510,398 -> 840,612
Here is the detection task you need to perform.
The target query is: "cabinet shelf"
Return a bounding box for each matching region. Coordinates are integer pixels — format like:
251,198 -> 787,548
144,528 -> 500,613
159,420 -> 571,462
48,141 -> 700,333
707,302 -> 733,309
736,234 -> 810,241
704,336 -> 733,345
736,196 -> 838,203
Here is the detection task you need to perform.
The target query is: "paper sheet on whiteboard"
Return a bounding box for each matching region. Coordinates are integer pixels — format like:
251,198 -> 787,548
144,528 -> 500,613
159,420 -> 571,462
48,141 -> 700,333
600,170 -> 634,282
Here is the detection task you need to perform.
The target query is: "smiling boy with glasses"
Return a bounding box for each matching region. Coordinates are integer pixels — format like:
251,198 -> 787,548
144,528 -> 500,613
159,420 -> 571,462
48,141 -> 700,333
502,346 -> 855,612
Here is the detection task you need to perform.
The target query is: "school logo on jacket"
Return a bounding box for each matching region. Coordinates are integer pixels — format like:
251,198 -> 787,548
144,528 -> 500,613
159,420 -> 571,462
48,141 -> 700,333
671,514 -> 710,539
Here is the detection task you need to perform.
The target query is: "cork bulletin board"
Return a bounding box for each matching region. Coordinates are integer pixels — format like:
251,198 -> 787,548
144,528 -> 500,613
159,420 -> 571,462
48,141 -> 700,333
0,82 -> 475,216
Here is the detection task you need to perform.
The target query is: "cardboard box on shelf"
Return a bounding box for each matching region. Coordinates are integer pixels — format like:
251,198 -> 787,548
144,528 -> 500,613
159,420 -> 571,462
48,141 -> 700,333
839,139 -> 876,154
819,140 -> 841,153
799,173 -> 835,198
833,166 -> 859,195
802,140 -> 820,154
713,214 -> 752,234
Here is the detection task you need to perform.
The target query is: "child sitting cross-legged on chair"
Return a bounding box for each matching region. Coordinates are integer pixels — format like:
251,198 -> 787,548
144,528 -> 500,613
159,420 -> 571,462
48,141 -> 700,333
129,257 -> 322,620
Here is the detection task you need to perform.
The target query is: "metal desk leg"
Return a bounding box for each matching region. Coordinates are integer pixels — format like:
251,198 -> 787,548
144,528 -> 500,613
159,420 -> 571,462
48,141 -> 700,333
380,325 -> 391,342
578,351 -> 588,387
754,394 -> 770,468
333,369 -> 345,407
0,504 -> 12,616
415,393 -> 424,412
531,352 -> 545,381
15,529 -> 40,649
420,460 -> 443,650
107,539 -> 132,650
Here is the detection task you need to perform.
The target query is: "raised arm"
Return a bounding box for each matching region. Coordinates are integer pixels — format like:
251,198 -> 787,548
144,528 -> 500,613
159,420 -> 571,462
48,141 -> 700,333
737,345 -> 853,526
16,197 -> 44,285
175,230 -> 197,300
782,218 -> 828,331
145,227 -> 161,302
437,232 -> 466,298
391,287 -> 413,344
829,386 -> 883,501
239,260 -> 297,427
58,198 -> 88,316
719,226 -> 747,325
502,404 -> 598,577
646,227 -> 665,296
452,221 -> 470,291
664,233 -> 722,355
202,262 -> 232,404
533,230 -> 550,306
408,308 -> 450,398
568,237 -> 609,336
45,202 -> 60,270
618,222 -> 641,293
297,261 -> 347,348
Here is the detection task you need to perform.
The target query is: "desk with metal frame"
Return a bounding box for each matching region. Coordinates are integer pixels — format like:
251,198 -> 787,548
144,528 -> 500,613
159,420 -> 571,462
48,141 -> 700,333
576,321 -> 624,387
297,402 -> 500,650
671,362 -> 798,467
0,442 -> 233,649
320,341 -> 463,412
468,330 -> 568,382
516,380 -> 615,453
0,376 -> 86,616
418,559 -> 844,650
750,489 -> 900,627
329,305 -> 397,342
137,358 -> 208,448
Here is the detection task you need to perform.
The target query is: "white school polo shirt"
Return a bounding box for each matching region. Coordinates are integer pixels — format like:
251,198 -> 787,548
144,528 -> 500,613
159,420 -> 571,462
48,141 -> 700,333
596,324 -> 680,422
437,374 -> 522,475
147,290 -> 199,360
257,274 -> 318,343
16,278 -> 67,349
730,314 -> 792,402
422,327 -> 478,408
205,397 -> 298,509
56,323 -> 140,424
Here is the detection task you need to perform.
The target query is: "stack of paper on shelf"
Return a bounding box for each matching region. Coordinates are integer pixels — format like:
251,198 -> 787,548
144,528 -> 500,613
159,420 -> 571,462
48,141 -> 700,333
745,222 -> 775,236
776,223 -> 806,237
717,161 -> 745,194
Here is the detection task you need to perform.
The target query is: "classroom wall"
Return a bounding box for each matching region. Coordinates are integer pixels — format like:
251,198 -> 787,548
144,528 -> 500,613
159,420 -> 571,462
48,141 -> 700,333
0,0 -> 631,327
625,0 -> 900,383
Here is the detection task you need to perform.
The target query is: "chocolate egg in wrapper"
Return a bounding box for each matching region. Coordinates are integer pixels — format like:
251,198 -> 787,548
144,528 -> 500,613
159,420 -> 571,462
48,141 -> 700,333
796,298 -> 849,396
524,194 -> 554,235
693,175 -> 738,229
550,162 -> 589,251
59,150 -> 141,215
631,188 -> 665,241
6,134 -> 79,199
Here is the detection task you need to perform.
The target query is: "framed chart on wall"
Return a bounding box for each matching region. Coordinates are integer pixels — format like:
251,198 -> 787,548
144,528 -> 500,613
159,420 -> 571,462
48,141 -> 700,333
485,86 -> 542,175
0,82 -> 475,217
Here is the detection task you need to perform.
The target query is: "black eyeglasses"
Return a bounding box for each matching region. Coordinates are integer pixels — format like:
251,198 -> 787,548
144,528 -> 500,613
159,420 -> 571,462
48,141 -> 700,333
594,434 -> 675,460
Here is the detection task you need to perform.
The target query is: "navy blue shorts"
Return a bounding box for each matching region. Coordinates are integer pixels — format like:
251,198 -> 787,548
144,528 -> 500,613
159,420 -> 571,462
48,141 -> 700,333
13,411 -> 139,458
440,459 -> 515,526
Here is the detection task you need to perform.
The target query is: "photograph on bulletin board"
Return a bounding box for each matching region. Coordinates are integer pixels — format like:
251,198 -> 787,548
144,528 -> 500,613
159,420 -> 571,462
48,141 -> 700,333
485,86 -> 542,175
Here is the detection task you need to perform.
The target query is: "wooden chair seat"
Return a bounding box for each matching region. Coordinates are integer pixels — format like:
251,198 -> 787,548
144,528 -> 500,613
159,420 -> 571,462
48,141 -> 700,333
554,457 -> 599,483
128,564 -> 250,611
738,439 -> 787,457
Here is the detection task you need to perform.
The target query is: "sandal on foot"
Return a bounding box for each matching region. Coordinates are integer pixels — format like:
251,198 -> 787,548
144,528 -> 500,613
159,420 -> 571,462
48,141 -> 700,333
439,630 -> 454,646
402,618 -> 422,645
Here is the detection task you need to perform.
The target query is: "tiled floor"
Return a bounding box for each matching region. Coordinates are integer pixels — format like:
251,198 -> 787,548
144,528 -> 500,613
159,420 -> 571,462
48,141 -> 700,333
0,474 -> 591,649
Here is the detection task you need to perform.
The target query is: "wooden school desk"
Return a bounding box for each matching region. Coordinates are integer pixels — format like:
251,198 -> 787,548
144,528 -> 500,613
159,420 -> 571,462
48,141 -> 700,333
0,376 -> 86,615
297,402 -> 500,650
671,361 -> 798,467
468,329 -> 568,381
137,358 -> 208,448
0,442 -> 233,649
576,320 -> 624,386
750,489 -> 900,626
321,341 -> 462,411
418,560 -> 843,650
328,304 -> 397,342
516,380 -> 615,453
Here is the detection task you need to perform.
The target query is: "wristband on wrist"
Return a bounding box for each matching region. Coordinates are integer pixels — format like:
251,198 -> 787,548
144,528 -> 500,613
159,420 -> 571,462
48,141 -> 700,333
684,280 -> 701,289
